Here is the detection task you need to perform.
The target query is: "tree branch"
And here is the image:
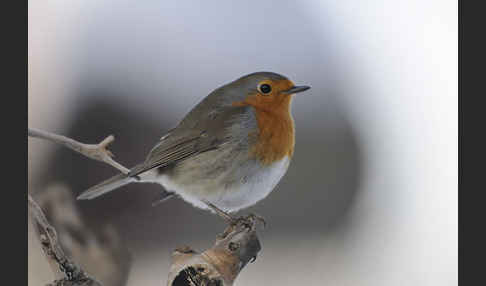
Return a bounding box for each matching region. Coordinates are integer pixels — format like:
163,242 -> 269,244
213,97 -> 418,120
167,216 -> 262,286
28,127 -> 130,174
29,194 -> 102,286
35,183 -> 132,286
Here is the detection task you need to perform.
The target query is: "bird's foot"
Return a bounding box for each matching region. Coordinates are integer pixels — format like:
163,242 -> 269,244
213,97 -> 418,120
217,213 -> 265,240
229,213 -> 266,229
203,200 -> 266,239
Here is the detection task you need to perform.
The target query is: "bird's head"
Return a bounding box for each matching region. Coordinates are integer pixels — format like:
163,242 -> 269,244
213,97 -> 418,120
227,72 -> 310,113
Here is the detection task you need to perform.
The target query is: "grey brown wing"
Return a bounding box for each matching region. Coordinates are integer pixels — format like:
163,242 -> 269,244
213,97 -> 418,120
128,131 -> 217,176
129,105 -> 251,177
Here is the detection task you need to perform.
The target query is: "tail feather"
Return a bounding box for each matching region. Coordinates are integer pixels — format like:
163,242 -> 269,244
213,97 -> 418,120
77,173 -> 134,200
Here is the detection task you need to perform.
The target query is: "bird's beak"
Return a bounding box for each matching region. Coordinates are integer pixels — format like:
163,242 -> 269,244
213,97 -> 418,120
282,85 -> 311,95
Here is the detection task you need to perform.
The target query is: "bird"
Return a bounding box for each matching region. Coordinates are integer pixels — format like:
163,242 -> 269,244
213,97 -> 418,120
77,72 -> 310,216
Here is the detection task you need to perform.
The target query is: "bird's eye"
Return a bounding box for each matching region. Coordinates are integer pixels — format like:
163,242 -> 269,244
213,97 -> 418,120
258,83 -> 272,95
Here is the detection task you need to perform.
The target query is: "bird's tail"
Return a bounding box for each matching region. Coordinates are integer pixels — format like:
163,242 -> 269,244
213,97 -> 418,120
77,172 -> 135,200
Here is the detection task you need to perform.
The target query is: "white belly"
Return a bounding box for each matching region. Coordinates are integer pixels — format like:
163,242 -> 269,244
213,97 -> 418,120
148,156 -> 291,213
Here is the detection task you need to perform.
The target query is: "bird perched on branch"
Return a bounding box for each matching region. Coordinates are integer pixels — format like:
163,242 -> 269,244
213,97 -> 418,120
77,72 -> 310,216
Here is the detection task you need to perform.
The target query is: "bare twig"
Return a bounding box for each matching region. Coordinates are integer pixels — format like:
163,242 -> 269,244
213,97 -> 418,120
28,194 -> 102,286
28,127 -> 130,174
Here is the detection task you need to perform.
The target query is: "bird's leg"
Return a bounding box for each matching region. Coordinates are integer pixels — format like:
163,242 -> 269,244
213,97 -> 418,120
151,190 -> 175,207
203,201 -> 266,238
203,201 -> 234,223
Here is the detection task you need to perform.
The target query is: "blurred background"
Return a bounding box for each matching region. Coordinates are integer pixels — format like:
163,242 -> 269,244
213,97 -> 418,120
28,0 -> 457,285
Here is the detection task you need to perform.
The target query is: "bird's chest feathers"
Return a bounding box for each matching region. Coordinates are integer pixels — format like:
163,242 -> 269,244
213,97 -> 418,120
233,95 -> 295,165
251,109 -> 294,164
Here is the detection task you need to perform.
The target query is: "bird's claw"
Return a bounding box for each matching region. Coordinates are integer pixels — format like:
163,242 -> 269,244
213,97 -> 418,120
229,213 -> 266,230
203,201 -> 266,233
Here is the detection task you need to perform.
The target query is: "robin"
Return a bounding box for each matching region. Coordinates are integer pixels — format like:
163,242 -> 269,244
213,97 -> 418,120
77,72 -> 310,219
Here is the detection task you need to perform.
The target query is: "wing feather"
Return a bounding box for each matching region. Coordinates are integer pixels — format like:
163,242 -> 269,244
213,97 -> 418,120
129,133 -> 214,176
129,97 -> 251,177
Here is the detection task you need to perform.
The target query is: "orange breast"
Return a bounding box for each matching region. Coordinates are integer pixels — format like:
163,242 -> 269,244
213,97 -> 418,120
251,107 -> 295,165
232,85 -> 295,165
